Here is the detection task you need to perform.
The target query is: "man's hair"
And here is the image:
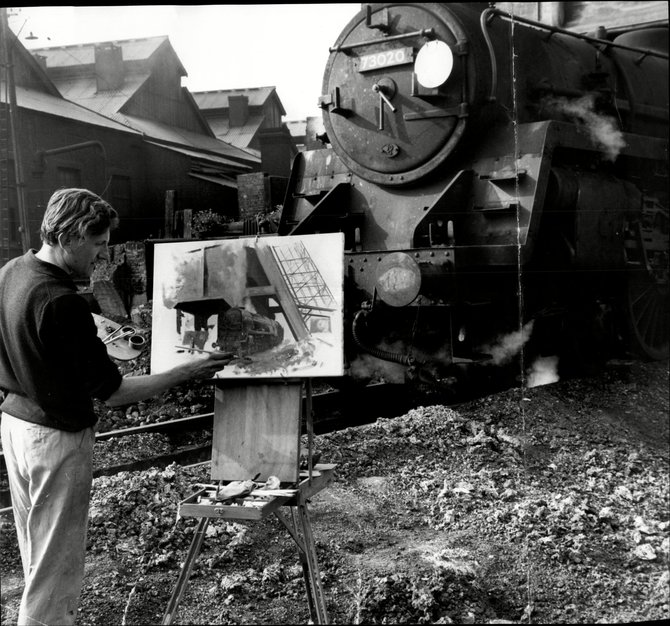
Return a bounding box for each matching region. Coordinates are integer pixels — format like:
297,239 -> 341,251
40,188 -> 119,246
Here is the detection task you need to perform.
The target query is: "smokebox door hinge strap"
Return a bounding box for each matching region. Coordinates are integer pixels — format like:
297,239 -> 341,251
365,5 -> 390,33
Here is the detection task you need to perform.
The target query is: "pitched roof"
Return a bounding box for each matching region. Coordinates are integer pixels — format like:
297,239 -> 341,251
286,119 -> 307,137
286,117 -> 326,146
31,36 -> 181,71
192,86 -> 289,151
3,27 -> 137,134
205,114 -> 264,154
47,72 -> 152,119
8,27 -> 61,98
122,114 -> 259,168
192,86 -> 279,111
28,36 -> 257,171
31,37 -> 182,117
10,86 -> 140,135
145,142 -> 251,173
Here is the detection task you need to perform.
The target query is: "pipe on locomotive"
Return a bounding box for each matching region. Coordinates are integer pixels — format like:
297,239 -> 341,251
329,28 -> 436,54
351,308 -> 421,367
480,6 -> 669,103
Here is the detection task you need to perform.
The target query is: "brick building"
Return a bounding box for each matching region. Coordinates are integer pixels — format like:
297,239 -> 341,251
192,87 -> 297,178
286,116 -> 328,153
0,32 -> 261,257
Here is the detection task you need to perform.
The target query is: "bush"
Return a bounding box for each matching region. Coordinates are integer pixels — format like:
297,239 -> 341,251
192,209 -> 229,239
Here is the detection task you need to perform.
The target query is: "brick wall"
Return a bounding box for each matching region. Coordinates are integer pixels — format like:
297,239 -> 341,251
237,172 -> 268,220
258,127 -> 296,177
90,242 -> 147,318
237,172 -> 290,221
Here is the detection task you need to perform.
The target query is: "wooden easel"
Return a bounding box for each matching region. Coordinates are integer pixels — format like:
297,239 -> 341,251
161,379 -> 334,625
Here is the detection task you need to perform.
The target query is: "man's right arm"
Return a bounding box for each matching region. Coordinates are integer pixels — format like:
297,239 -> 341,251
104,352 -> 234,407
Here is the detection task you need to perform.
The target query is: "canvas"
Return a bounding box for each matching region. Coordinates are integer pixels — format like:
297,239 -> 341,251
150,233 -> 344,379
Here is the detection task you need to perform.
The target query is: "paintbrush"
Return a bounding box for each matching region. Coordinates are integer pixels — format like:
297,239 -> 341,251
174,345 -> 219,354
174,346 -> 239,359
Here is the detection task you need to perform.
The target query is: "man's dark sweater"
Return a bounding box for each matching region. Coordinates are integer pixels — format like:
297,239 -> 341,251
0,250 -> 122,431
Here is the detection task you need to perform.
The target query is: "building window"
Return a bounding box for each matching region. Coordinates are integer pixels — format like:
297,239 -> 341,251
109,174 -> 131,214
57,167 -> 82,188
271,106 -> 281,128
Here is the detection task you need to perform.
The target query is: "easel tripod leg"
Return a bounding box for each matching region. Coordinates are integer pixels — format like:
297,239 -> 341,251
297,502 -> 329,624
162,517 -> 210,625
287,507 -> 319,622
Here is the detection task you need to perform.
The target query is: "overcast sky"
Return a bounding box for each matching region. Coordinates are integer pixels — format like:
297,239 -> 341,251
8,4 -> 361,121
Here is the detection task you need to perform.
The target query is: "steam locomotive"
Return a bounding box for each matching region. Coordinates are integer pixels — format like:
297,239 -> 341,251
277,2 -> 668,389
177,306 -> 284,357
212,307 -> 285,357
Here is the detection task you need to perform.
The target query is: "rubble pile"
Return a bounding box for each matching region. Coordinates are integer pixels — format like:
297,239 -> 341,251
312,366 -> 669,624
94,433 -> 174,469
88,465 -> 207,569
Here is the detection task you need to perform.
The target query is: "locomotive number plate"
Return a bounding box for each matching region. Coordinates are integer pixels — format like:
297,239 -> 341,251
358,47 -> 413,72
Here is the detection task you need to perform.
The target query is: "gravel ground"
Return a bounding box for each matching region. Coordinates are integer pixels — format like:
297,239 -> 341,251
1,358 -> 668,625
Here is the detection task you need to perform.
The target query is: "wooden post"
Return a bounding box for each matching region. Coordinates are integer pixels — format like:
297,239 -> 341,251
0,7 -> 30,254
164,190 -> 176,238
182,208 -> 192,239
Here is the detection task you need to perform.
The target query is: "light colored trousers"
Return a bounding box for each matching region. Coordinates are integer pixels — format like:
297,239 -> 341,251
1,412 -> 94,626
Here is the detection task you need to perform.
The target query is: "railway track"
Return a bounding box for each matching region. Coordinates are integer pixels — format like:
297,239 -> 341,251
94,380 -> 420,440
1,382 -> 425,513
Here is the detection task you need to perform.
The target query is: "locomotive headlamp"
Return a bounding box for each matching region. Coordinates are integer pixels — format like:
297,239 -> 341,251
414,40 -> 454,88
375,252 -> 422,307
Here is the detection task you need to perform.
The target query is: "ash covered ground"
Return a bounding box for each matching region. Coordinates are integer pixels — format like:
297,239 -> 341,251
1,355 -> 668,624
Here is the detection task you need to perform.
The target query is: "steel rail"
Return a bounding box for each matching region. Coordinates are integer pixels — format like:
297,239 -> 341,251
1,383 -> 420,514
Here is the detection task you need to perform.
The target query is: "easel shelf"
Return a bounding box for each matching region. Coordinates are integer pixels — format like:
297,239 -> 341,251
178,463 -> 336,521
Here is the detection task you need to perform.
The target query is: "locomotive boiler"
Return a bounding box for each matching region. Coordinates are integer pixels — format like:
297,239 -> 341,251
278,2 -> 669,389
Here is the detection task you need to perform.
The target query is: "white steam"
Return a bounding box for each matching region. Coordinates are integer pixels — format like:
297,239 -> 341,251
348,348 -> 408,384
481,322 -> 560,387
481,320 -> 535,366
527,355 -> 560,388
349,320 -> 562,389
544,94 -> 626,161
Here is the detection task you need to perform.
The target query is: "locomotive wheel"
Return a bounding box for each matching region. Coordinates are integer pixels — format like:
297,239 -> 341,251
624,268 -> 669,360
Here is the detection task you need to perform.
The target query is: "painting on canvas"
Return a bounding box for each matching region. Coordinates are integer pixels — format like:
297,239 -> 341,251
150,233 -> 344,379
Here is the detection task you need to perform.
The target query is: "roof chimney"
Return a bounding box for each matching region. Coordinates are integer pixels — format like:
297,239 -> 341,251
33,54 -> 48,71
229,94 -> 249,128
95,43 -> 124,92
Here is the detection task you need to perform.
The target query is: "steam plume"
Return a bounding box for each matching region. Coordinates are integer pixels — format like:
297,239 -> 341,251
543,94 -> 626,161
348,352 -> 407,384
527,355 -> 560,388
481,320 -> 535,366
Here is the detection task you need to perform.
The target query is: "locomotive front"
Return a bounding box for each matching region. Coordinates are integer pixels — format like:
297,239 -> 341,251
319,3 -> 492,186
279,3 -> 669,388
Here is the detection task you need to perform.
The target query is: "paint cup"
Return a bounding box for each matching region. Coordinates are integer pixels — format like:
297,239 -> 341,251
129,335 -> 146,350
